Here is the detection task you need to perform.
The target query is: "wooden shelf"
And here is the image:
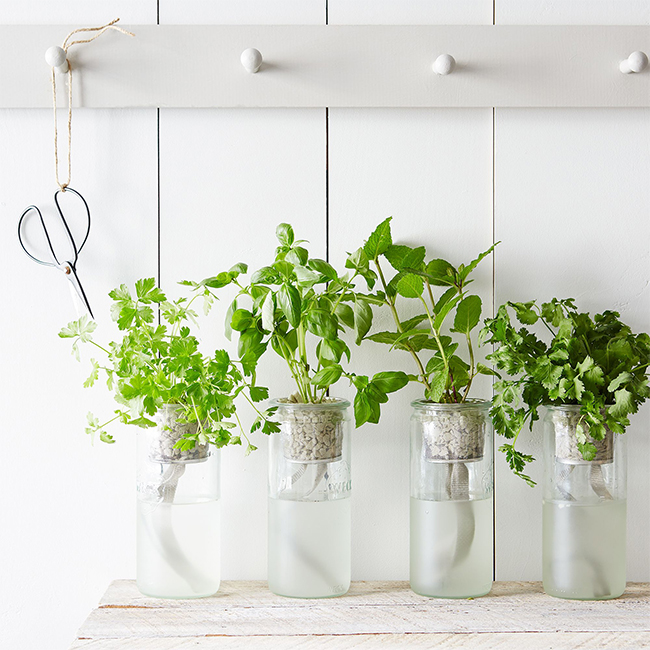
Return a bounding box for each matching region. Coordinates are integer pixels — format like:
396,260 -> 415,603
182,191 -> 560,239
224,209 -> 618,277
2,25 -> 650,108
70,580 -> 650,648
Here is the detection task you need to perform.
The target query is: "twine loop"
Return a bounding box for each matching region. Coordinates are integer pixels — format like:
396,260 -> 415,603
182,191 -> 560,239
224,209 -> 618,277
51,18 -> 134,191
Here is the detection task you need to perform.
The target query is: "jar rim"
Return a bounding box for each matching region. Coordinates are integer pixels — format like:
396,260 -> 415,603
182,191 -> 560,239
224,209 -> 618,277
269,397 -> 351,410
545,403 -> 613,412
546,403 -> 582,412
411,398 -> 491,410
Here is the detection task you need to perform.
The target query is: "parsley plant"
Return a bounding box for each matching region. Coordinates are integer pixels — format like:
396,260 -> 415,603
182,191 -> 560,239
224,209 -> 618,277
480,298 -> 650,485
59,278 -> 275,454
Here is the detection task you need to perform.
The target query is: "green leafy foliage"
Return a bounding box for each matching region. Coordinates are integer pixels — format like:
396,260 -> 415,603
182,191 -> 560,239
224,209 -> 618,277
353,218 -> 498,404
59,280 -> 274,454
194,223 -> 405,428
481,299 -> 650,484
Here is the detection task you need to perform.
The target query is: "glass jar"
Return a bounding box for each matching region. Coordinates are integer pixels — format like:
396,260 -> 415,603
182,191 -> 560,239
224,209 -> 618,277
543,405 -> 627,600
410,399 -> 493,598
136,404 -> 221,599
268,398 -> 352,598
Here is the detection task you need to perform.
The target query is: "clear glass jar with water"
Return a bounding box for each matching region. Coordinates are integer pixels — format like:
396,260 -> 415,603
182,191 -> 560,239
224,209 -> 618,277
268,398 -> 351,598
136,404 -> 221,599
543,405 -> 626,600
410,399 -> 493,598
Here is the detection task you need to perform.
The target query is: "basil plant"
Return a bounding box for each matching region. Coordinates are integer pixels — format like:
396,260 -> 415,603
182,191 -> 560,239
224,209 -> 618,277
189,223 -> 408,428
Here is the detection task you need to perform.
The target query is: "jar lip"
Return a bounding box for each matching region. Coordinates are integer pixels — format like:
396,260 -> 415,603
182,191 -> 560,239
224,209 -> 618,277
545,403 -> 614,412
411,398 -> 492,410
269,397 -> 351,409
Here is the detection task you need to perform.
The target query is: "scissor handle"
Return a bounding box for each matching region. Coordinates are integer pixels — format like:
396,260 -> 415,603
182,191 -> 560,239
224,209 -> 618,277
18,187 -> 92,268
17,204 -> 59,267
54,187 -> 92,264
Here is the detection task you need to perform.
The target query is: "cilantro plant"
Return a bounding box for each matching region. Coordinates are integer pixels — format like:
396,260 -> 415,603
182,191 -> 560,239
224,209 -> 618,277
480,298 -> 650,485
348,217 -> 497,403
59,278 -> 274,454
188,223 -> 408,427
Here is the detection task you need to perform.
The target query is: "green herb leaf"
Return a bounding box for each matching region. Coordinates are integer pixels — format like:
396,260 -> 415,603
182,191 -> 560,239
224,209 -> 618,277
276,223 -> 295,247
363,217 -> 393,261
308,258 -> 338,281
261,291 -> 275,333
231,309 -> 254,332
353,298 -> 373,344
396,273 -> 424,299
458,243 -> 498,282
452,295 -> 482,334
370,371 -> 408,394
305,308 -> 338,340
311,364 -> 343,388
425,372 -> 447,402
476,363 -> 500,377
424,259 -> 456,286
278,284 -> 301,328
509,301 -> 538,325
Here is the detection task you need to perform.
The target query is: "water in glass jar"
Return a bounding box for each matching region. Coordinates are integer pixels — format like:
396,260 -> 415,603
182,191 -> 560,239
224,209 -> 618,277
543,499 -> 626,600
268,497 -> 351,598
137,498 -> 221,599
410,496 -> 493,598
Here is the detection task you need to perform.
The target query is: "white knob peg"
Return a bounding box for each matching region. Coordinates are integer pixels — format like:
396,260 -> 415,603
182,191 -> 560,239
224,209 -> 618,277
433,54 -> 456,76
45,45 -> 69,73
241,48 -> 263,74
620,51 -> 648,74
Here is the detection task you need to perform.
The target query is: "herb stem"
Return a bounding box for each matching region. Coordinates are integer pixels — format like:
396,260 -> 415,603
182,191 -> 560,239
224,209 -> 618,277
418,295 -> 450,386
89,340 -> 111,356
375,259 -> 430,391
462,331 -> 476,402
234,410 -> 252,447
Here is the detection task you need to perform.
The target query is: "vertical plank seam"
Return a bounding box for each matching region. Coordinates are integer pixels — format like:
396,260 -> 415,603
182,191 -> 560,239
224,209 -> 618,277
325,0 -> 329,263
157,108 -> 161,286
156,0 -> 161,330
492,0 -> 497,583
325,2 -> 329,399
492,105 -> 496,582
326,106 -> 329,262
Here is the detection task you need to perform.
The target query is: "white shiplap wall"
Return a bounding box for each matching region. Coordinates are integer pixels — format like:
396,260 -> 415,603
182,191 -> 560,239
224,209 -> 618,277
0,2 -> 648,649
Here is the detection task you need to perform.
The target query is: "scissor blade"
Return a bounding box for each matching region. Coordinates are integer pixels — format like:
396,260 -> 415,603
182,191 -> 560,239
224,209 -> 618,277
61,262 -> 94,320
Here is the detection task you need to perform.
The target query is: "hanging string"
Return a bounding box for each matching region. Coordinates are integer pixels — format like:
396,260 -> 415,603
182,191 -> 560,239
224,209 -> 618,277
51,18 -> 134,191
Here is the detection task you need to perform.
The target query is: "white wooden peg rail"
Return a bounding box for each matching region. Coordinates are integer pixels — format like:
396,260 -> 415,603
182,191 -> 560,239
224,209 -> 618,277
1,25 -> 649,108
70,580 -> 650,649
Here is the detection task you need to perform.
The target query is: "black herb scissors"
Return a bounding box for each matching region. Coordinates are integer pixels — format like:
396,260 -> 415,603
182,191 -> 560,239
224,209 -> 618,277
18,187 -> 94,319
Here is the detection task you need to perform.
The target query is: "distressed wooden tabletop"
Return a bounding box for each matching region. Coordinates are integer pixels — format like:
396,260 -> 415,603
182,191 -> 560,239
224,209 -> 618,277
70,581 -> 650,649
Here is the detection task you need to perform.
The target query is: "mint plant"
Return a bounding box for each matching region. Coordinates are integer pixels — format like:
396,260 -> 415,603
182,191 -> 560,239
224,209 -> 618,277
59,278 -> 274,454
349,217 -> 497,403
187,223 -> 408,427
480,298 -> 650,485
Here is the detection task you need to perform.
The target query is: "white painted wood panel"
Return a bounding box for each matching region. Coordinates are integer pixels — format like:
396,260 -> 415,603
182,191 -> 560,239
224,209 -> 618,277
329,108 -> 494,579
494,108 -> 650,581
497,1 -> 650,26
329,0 -> 493,25
159,108 -> 326,580
0,16 -> 157,650
0,108 -> 158,650
160,0 -> 324,25
3,26 -> 650,108
0,1 -> 155,24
